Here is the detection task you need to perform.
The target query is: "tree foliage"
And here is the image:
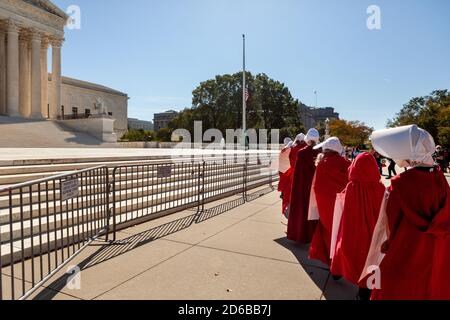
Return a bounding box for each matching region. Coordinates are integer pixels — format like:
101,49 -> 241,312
121,129 -> 154,142
387,90 -> 450,148
168,72 -> 304,142
155,128 -> 173,142
329,119 -> 374,147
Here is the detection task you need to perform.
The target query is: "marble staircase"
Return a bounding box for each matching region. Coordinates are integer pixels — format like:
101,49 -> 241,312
0,116 -> 117,148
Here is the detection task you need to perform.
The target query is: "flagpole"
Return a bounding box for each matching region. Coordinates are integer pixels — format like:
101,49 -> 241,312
242,34 -> 247,150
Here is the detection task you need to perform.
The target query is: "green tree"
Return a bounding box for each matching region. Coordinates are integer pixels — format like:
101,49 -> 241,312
121,129 -> 154,142
388,90 -> 450,148
170,71 -> 303,143
155,128 -> 173,142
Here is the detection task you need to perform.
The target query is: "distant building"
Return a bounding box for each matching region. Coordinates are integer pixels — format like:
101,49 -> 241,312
153,110 -> 178,131
310,107 -> 340,123
299,103 -> 315,129
298,103 -> 340,128
128,118 -> 154,131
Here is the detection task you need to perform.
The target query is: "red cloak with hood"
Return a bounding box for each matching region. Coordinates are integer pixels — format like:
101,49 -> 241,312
330,152 -> 385,285
371,167 -> 450,300
280,141 -> 307,214
287,144 -> 320,243
309,152 -> 350,266
278,147 -> 292,193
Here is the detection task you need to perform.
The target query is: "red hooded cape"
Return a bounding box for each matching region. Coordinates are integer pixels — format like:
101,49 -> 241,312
330,152 -> 385,285
278,148 -> 292,193
309,152 -> 350,266
280,142 -> 307,214
287,145 -> 320,243
371,167 -> 450,300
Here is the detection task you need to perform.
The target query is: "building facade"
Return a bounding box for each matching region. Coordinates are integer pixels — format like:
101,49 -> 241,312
128,118 -> 154,131
0,0 -> 66,120
0,0 -> 128,137
298,103 -> 340,128
59,77 -> 128,137
310,107 -> 340,124
153,110 -> 178,132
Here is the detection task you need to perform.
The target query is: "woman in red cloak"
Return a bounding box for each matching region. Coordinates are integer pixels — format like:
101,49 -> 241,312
367,125 -> 450,300
287,129 -> 320,243
280,134 -> 306,216
278,139 -> 294,214
278,138 -> 293,192
290,134 -> 307,167
330,152 -> 385,299
309,137 -> 350,266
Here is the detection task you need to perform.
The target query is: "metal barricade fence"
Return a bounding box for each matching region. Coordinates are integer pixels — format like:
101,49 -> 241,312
0,166 -> 110,300
111,161 -> 203,238
110,154 -> 279,238
0,153 -> 279,300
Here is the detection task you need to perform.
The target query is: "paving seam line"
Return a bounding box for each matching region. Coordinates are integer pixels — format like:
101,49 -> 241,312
160,237 -> 333,272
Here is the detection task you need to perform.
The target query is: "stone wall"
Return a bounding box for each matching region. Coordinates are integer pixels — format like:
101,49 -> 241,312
58,116 -> 117,143
47,76 -> 128,137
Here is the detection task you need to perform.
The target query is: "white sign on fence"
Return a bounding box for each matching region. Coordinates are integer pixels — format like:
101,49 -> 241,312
61,178 -> 80,201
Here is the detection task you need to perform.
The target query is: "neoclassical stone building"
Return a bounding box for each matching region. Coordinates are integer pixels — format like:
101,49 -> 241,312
0,0 -> 128,138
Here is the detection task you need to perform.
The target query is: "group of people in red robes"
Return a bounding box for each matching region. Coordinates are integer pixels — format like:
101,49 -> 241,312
278,125 -> 450,300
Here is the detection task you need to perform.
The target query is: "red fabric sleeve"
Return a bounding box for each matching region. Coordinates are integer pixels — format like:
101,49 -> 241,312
385,186 -> 403,250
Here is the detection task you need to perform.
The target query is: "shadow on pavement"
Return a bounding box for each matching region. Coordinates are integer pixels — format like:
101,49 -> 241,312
274,237 -> 359,300
33,188 -> 275,300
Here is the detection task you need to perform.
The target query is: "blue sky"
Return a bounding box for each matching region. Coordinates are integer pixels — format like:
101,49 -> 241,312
51,0 -> 450,130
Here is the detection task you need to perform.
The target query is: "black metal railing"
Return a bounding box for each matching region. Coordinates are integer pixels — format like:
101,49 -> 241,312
110,155 -> 277,237
111,161 -> 204,236
0,154 -> 278,300
0,166 -> 110,300
58,113 -> 91,120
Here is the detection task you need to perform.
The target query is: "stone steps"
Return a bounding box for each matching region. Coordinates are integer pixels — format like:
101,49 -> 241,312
0,117 -> 117,149
0,155 -> 276,266
0,166 -> 266,226
0,162 -> 259,198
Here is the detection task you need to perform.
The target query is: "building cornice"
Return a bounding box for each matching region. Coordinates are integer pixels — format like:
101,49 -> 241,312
0,0 -> 66,37
56,76 -> 129,98
23,0 -> 68,20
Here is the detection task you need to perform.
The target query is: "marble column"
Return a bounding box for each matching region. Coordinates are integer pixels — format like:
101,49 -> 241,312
40,38 -> 49,118
0,29 -> 6,115
50,38 -> 62,119
6,20 -> 20,117
30,30 -> 42,119
19,34 -> 31,117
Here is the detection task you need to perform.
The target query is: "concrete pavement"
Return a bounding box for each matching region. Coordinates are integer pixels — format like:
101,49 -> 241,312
21,187 -> 357,300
